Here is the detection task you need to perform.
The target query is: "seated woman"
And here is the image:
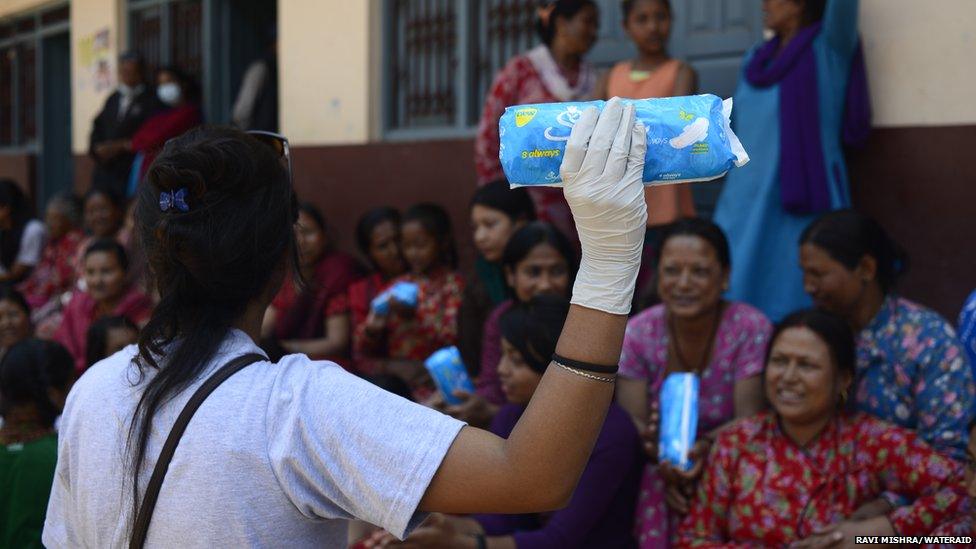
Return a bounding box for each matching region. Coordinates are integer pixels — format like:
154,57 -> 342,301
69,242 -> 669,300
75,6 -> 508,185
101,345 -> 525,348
927,420 -> 976,544
84,315 -> 139,369
446,222 -> 576,428
73,185 -> 125,277
0,287 -> 32,362
55,239 -> 153,374
349,207 -> 406,373
361,203 -> 464,398
615,217 -> 771,547
800,209 -> 975,460
387,295 -> 641,548
19,193 -> 84,328
0,179 -> 47,285
458,180 -> 535,376
262,203 -> 359,363
0,339 -> 74,548
676,309 -> 966,547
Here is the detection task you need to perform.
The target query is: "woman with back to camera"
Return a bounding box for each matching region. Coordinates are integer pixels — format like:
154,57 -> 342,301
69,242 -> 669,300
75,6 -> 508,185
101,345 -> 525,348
43,98 -> 649,547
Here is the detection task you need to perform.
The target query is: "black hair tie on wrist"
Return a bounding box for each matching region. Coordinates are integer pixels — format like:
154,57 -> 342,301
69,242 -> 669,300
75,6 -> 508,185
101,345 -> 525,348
551,353 -> 619,375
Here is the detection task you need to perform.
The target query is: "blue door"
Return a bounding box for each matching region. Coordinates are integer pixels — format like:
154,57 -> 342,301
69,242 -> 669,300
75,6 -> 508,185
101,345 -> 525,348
38,30 -> 72,209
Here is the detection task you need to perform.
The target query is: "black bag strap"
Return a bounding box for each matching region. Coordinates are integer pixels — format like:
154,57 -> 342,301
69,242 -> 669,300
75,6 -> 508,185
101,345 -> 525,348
129,353 -> 265,549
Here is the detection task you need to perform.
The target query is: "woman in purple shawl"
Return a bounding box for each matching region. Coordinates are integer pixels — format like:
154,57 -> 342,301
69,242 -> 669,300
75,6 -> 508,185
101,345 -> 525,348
712,0 -> 870,321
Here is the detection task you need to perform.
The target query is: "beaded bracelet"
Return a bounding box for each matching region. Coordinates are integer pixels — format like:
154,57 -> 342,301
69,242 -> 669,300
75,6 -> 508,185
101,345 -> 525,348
554,361 -> 616,383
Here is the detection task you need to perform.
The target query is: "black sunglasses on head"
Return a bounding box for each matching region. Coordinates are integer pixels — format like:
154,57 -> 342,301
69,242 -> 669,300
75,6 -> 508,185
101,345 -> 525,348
247,130 -> 293,186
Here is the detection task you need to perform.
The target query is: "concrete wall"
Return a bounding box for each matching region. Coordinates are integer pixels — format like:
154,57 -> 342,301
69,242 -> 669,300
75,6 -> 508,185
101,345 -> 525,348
69,0 -> 120,154
861,0 -> 976,127
0,0 -> 56,18
278,0 -> 375,146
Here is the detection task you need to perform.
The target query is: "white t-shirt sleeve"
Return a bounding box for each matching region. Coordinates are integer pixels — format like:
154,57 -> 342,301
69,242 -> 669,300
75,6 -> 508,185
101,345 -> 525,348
16,219 -> 47,266
266,355 -> 465,540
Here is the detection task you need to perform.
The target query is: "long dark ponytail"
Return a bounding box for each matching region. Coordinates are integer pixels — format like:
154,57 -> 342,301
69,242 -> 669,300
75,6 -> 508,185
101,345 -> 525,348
126,126 -> 296,528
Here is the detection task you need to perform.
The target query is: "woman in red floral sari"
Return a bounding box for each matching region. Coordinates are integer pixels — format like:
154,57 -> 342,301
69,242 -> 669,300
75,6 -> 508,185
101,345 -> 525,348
474,0 -> 599,244
677,309 -> 966,548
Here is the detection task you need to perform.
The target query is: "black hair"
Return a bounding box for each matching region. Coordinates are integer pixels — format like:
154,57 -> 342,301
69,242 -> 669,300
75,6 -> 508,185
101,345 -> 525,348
355,206 -> 401,264
502,221 -> 579,289
156,65 -> 201,103
500,294 -> 571,374
85,315 -> 139,369
0,285 -> 30,320
0,339 -> 74,428
297,202 -> 325,234
83,237 -> 130,272
766,308 -> 856,381
118,50 -> 144,67
402,202 -> 458,270
621,0 -> 671,20
654,217 -> 731,269
800,209 -> 908,295
127,126 -> 296,527
536,0 -> 598,46
798,0 -> 827,25
470,180 -> 536,223
0,178 -> 33,271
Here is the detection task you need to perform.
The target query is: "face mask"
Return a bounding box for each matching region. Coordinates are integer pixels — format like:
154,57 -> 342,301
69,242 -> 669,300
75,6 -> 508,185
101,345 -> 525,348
118,83 -> 135,96
157,82 -> 182,106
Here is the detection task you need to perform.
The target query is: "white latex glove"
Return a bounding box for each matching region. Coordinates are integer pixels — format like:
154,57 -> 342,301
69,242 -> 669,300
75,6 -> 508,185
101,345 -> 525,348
561,98 -> 648,315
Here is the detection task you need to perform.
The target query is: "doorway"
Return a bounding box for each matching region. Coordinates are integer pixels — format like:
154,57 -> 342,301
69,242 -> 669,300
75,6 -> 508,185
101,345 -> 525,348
38,30 -> 73,208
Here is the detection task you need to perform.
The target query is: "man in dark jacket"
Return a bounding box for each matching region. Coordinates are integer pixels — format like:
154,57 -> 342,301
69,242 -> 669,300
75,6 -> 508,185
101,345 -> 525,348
88,52 -> 160,195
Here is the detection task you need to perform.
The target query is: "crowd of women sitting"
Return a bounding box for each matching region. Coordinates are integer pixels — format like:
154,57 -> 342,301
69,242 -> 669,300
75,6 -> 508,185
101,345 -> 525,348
4,158 -> 975,546
2,0 -> 975,546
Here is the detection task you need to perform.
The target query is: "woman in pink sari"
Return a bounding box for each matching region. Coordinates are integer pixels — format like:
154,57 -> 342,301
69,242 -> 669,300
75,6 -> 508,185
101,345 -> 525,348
55,239 -> 152,374
474,0 -> 599,244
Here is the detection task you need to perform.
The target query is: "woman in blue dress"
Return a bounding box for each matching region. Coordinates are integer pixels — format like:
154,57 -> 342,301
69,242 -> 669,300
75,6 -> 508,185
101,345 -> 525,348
713,0 -> 870,321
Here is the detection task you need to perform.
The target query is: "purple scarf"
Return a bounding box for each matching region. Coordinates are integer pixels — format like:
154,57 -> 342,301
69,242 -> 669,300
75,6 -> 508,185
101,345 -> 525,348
746,24 -> 871,214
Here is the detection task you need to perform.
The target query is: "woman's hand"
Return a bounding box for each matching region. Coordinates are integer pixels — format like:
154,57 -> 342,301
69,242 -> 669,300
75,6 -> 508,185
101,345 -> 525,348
789,517 -> 895,549
443,390 -> 498,429
848,498 -> 893,521
364,310 -> 387,336
658,438 -> 710,514
561,98 -> 648,315
364,514 -> 481,549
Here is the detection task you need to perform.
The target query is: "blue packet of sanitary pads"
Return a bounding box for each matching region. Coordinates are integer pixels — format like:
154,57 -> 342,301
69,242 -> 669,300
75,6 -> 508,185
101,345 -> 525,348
658,372 -> 700,471
499,94 -> 749,186
370,281 -> 419,315
424,346 -> 476,406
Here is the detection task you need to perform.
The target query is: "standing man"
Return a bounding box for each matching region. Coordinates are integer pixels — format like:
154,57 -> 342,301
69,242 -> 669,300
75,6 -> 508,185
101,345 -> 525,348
88,52 -> 160,196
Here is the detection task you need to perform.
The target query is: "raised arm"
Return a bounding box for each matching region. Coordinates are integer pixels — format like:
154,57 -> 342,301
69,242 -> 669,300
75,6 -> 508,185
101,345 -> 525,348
420,99 -> 649,514
823,0 -> 860,57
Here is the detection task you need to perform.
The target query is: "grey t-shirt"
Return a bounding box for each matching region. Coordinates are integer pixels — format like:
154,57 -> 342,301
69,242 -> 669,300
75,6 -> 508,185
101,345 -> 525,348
43,330 -> 465,548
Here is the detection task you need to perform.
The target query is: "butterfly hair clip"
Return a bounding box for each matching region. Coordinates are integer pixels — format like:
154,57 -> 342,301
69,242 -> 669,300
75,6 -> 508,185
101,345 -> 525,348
159,188 -> 190,213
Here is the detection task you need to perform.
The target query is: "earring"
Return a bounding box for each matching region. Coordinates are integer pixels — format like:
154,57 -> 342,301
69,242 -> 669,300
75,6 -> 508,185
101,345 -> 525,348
839,388 -> 849,406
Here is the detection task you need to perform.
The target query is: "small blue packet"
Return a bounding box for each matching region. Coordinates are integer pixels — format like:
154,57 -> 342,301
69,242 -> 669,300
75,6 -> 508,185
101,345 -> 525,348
424,346 -> 476,406
499,95 -> 748,186
370,281 -> 420,315
658,372 -> 700,471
